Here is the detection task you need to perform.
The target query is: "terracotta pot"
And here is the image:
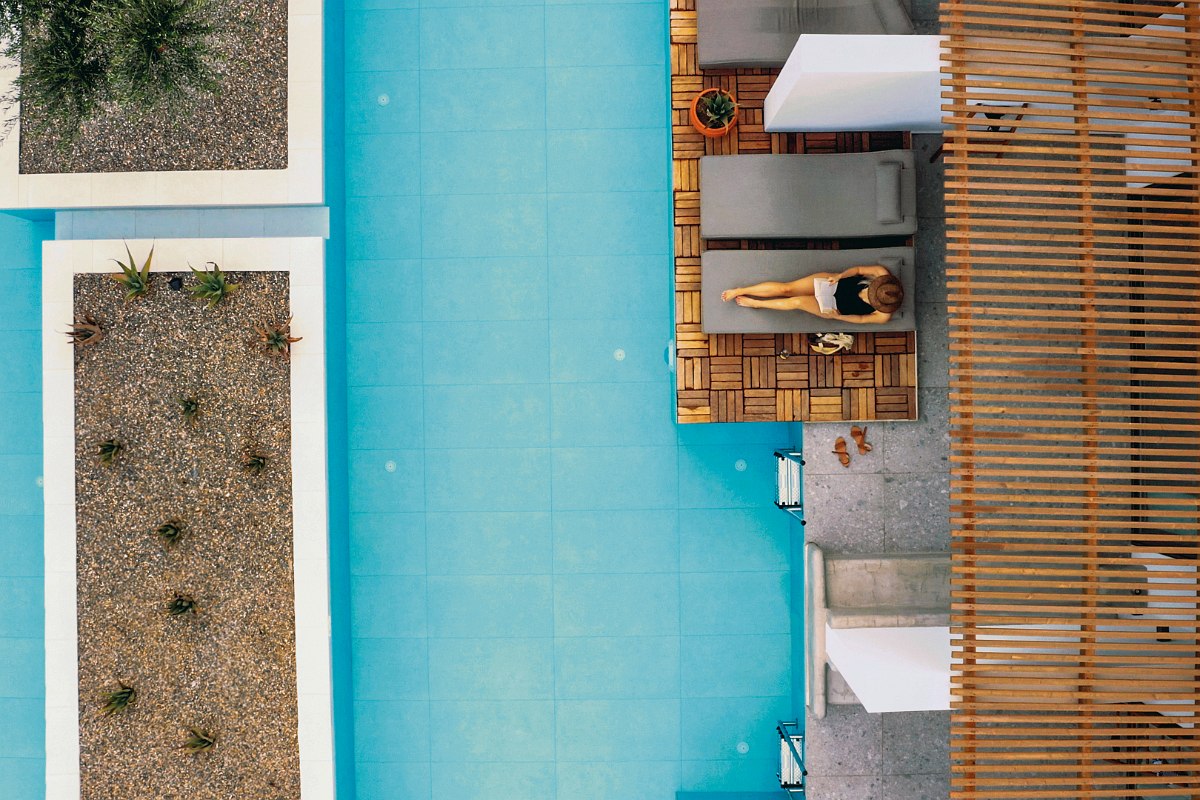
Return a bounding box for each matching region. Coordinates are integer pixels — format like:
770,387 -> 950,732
690,88 -> 738,138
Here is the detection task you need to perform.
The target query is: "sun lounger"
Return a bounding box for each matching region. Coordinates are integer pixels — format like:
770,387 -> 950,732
700,150 -> 917,239
700,246 -> 916,333
697,0 -> 915,70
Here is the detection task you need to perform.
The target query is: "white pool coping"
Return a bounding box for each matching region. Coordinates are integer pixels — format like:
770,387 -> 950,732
42,237 -> 333,799
0,0 -> 322,210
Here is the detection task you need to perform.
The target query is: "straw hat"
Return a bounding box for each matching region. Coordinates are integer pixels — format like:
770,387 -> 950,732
867,275 -> 904,313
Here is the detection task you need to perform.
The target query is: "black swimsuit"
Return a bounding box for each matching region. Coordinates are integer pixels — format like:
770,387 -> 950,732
834,277 -> 874,315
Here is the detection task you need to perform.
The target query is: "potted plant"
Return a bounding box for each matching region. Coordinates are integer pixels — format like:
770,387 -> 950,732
690,87 -> 738,138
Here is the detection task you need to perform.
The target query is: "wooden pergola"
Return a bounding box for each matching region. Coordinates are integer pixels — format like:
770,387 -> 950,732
943,0 -> 1200,796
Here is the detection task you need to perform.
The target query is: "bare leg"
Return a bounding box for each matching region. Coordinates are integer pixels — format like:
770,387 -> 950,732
721,272 -> 836,302
736,295 -> 824,317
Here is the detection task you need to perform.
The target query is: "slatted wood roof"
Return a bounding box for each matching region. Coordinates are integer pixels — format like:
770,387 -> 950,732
943,0 -> 1200,797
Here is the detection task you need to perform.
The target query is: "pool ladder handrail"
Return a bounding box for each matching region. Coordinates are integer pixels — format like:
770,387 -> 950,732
777,719 -> 807,797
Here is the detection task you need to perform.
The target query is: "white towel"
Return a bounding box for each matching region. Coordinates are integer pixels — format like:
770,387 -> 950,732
813,277 -> 837,313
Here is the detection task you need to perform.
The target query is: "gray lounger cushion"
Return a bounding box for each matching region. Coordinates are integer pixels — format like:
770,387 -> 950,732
700,150 -> 917,239
697,0 -> 915,70
701,246 -> 916,333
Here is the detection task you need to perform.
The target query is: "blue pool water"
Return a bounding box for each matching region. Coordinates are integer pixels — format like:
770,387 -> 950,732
0,1 -> 804,797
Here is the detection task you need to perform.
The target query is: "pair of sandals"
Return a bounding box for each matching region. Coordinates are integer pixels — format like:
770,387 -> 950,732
831,426 -> 871,468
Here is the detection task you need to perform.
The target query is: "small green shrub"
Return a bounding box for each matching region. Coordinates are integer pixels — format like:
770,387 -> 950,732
110,242 -> 154,301
98,0 -> 219,106
255,317 -> 301,360
184,727 -> 216,753
16,5 -> 107,135
156,519 -> 183,546
96,439 -> 123,465
241,452 -> 268,476
167,593 -> 196,615
188,262 -> 238,308
100,682 -> 137,715
699,90 -> 736,129
66,314 -> 104,346
179,396 -> 200,425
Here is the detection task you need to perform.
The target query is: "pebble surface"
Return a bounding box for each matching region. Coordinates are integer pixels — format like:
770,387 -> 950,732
73,269 -> 300,800
20,0 -> 287,174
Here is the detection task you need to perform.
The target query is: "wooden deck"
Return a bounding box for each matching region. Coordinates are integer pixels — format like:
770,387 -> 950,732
944,0 -> 1200,796
670,0 -> 919,423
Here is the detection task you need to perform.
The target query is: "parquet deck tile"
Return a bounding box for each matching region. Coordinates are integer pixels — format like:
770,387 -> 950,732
670,0 -> 918,422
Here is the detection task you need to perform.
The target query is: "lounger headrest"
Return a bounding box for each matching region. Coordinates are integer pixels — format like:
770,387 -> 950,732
875,162 -> 904,225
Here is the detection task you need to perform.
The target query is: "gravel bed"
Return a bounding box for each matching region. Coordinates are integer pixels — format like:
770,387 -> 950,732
20,0 -> 287,174
73,269 -> 299,800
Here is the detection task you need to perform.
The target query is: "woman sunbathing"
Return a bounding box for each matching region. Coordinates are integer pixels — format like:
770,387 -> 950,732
720,264 -> 903,324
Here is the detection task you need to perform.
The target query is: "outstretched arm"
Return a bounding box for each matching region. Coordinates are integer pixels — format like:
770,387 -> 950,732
828,310 -> 892,324
836,264 -> 890,280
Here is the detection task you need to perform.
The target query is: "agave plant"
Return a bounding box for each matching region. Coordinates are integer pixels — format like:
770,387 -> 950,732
100,682 -> 137,715
179,396 -> 200,425
699,89 -> 737,129
241,452 -> 269,476
184,727 -> 216,753
156,519 -> 183,546
96,439 -> 123,465
110,243 -> 155,301
167,593 -> 196,616
255,317 -> 302,360
188,262 -> 238,308
66,314 -> 104,346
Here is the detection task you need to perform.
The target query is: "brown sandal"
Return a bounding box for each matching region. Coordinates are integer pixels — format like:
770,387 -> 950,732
850,425 -> 872,455
832,436 -> 851,468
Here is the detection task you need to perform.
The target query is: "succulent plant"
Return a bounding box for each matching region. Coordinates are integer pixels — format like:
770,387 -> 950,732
110,242 -> 155,301
179,396 -> 200,425
184,727 -> 216,753
255,317 -> 302,360
168,593 -> 196,616
156,519 -> 183,546
188,262 -> 238,308
699,89 -> 737,129
96,439 -> 123,465
100,682 -> 137,715
241,452 -> 269,476
66,314 -> 104,346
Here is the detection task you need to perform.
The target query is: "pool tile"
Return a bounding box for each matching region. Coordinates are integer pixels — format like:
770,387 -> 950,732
425,448 -> 551,512
428,575 -> 553,637
550,319 -> 670,383
421,257 -> 548,322
0,457 -> 42,516
681,635 -> 791,698
349,386 -> 423,450
347,71 -> 421,134
347,260 -> 422,323
0,517 -> 43,577
556,699 -> 680,762
682,757 -> 783,793
348,449 -> 425,513
421,131 -> 547,196
346,322 -> 422,387
555,761 -> 681,800
351,575 -> 428,638
551,447 -> 677,510
0,699 -> 42,758
420,7 -> 545,70
0,333 -> 38,393
548,191 -> 669,255
554,574 -> 678,636
680,573 -> 790,636
356,761 -> 431,800
420,68 -> 546,132
423,321 -> 548,384
0,270 -> 38,331
346,10 -> 419,73
548,255 -> 670,321
0,639 -> 42,697
676,420 -> 792,446
425,512 -> 552,575
546,4 -> 664,67
428,638 -> 553,700
346,134 -> 421,197
0,393 -> 40,455
547,129 -> 668,193
678,445 -> 781,509
353,700 -> 431,761
421,194 -> 547,259
352,637 -> 430,701
348,512 -> 426,576
0,758 -> 43,800
550,382 -> 674,447
0,579 -> 41,638
346,196 -> 421,260
554,636 -> 679,699
430,700 -> 554,762
679,508 -> 790,573
423,385 -> 549,449
432,762 -> 554,800
552,510 -> 678,573
682,695 -> 791,762
547,66 -> 666,130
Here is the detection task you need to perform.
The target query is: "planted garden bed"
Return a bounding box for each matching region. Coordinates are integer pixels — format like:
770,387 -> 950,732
72,265 -> 300,798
